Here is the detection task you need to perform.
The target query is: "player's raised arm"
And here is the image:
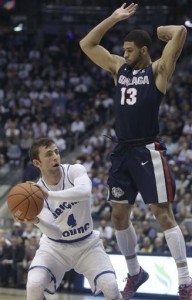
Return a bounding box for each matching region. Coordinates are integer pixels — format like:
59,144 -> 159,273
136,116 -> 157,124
79,3 -> 138,75
156,25 -> 187,81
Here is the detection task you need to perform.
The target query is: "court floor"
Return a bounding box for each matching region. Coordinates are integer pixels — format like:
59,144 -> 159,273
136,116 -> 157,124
0,288 -> 178,300
0,289 -> 104,300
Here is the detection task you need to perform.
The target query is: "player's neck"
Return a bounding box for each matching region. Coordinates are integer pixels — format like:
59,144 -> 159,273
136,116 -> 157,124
133,58 -> 152,70
42,169 -> 62,185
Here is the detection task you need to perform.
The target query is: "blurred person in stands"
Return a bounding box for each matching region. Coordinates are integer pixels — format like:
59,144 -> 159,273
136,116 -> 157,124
21,223 -> 41,242
12,222 -> 24,237
17,236 -> 39,287
139,236 -> 153,254
80,3 -> 191,299
152,236 -> 169,255
0,235 -> 25,287
97,219 -> 113,242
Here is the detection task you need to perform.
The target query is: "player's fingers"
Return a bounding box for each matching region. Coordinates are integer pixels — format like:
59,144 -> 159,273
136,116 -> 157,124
26,180 -> 37,185
125,3 -> 138,12
26,181 -> 42,190
121,3 -> 127,9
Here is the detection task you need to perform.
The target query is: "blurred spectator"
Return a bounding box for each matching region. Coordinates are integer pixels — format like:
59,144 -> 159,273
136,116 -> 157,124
6,141 -> 22,167
21,223 -> 41,242
0,235 -> 25,287
139,236 -> 154,254
22,160 -> 40,181
152,236 -> 169,255
97,219 -> 113,241
17,236 -> 39,287
142,220 -> 157,241
12,222 -> 24,238
180,224 -> 192,246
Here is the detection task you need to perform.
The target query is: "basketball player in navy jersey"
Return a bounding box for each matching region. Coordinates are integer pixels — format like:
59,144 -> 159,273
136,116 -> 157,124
16,138 -> 123,300
80,3 -> 192,300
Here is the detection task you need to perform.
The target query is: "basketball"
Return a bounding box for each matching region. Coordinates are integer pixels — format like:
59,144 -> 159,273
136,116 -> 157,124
7,182 -> 45,220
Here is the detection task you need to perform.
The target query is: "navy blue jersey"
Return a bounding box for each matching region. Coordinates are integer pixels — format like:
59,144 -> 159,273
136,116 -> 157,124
114,63 -> 164,141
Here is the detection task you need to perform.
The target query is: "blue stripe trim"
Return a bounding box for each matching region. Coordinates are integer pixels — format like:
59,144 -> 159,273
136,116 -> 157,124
28,265 -> 57,294
67,164 -> 74,186
48,231 -> 93,243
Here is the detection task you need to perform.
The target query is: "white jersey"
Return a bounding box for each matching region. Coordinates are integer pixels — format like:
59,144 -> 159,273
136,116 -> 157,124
36,163 -> 93,243
28,164 -> 121,299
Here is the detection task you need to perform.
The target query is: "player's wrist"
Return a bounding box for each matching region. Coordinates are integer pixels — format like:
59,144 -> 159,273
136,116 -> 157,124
32,217 -> 40,224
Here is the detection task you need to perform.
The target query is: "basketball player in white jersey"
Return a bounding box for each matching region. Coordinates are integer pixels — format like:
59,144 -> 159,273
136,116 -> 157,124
21,137 -> 123,300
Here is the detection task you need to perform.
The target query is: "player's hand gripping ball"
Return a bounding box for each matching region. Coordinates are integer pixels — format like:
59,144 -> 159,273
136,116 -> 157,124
7,182 -> 45,221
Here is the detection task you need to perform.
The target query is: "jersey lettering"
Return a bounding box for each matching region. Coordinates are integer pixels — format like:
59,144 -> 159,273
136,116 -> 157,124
118,74 -> 149,86
52,202 -> 78,219
67,214 -> 77,227
62,223 -> 90,237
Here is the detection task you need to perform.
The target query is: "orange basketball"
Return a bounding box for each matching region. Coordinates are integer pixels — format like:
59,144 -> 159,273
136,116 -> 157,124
7,182 -> 45,220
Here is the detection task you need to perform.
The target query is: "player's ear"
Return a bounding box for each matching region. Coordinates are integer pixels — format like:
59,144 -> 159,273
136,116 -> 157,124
141,46 -> 148,55
33,159 -> 40,168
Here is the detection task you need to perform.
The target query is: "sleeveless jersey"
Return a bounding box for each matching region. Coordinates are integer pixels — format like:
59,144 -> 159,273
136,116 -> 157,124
114,63 -> 164,142
37,164 -> 93,243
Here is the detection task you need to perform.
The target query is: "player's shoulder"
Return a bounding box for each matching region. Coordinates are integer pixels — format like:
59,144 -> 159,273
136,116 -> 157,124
113,55 -> 126,73
36,177 -> 43,186
63,163 -> 87,176
112,55 -> 126,84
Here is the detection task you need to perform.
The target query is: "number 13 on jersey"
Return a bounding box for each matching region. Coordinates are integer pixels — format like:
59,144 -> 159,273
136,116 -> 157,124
121,87 -> 137,105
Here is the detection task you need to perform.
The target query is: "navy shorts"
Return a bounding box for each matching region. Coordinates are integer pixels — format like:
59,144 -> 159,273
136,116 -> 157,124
107,139 -> 176,205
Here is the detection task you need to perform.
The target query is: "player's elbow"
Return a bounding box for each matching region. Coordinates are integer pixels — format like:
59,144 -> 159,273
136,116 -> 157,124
177,25 -> 187,39
79,38 -> 84,49
79,38 -> 87,51
79,183 -> 92,199
79,38 -> 94,53
83,184 -> 92,197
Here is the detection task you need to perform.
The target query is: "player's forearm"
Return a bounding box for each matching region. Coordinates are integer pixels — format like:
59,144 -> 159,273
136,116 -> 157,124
80,15 -> 117,49
35,218 -> 62,239
48,183 -> 92,203
157,25 -> 187,42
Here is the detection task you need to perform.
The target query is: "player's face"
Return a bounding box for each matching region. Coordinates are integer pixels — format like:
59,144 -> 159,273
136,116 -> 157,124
35,144 -> 61,174
123,41 -> 143,69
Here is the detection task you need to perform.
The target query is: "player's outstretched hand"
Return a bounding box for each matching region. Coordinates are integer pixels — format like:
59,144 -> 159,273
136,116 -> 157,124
26,181 -> 48,199
111,3 -> 138,22
14,216 -> 40,224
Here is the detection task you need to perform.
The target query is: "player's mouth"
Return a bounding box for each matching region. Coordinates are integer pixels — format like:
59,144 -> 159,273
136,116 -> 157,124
126,60 -> 131,65
53,163 -> 60,167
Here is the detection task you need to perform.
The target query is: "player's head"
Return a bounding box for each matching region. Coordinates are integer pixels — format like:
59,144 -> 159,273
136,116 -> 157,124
29,137 -> 61,172
123,29 -> 152,68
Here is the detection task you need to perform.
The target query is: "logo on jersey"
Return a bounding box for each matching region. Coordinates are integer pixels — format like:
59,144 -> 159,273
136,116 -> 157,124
118,75 -> 149,86
112,187 -> 124,198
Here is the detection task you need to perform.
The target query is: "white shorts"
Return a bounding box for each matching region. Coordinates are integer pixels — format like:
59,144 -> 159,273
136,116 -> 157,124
28,230 -> 116,295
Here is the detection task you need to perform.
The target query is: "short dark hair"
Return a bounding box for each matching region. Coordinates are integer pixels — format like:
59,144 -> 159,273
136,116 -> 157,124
124,29 -> 152,50
29,138 -> 55,161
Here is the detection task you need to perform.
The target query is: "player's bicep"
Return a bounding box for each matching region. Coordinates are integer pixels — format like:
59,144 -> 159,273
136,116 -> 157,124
69,164 -> 92,188
80,43 -> 120,74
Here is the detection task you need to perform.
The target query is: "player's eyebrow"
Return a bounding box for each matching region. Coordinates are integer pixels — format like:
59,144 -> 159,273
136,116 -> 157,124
123,46 -> 133,50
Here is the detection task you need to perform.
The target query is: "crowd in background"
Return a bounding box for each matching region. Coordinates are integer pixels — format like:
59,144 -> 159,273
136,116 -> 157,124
0,23 -> 192,288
